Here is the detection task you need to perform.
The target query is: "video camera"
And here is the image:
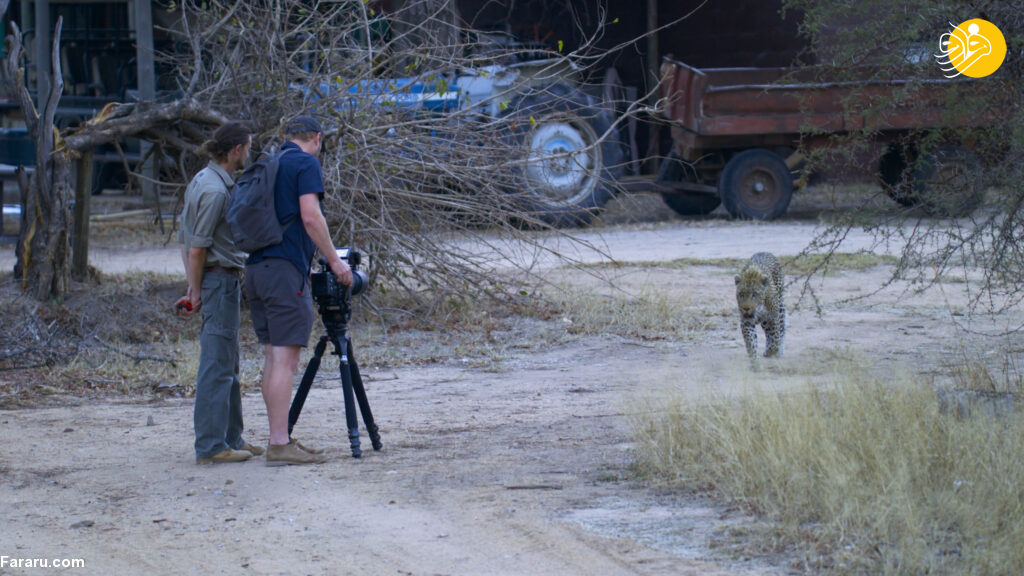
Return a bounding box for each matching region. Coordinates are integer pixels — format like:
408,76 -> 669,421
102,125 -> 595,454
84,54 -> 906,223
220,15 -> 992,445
310,247 -> 369,330
292,247 -> 382,458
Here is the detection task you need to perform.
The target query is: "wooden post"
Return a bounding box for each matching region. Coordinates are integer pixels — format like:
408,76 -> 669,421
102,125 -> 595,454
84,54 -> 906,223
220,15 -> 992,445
644,0 -> 660,174
71,148 -> 92,280
33,0 -> 49,100
134,0 -> 157,204
13,165 -> 28,278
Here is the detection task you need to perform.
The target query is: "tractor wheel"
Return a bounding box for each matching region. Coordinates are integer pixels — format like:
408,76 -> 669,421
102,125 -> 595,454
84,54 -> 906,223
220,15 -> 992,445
503,84 -> 623,227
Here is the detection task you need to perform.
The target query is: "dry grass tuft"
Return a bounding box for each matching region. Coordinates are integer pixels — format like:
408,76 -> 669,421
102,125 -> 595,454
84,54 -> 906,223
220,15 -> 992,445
596,252 -> 897,277
943,344 -> 1024,394
0,271 -> 201,404
633,357 -> 1024,574
543,284 -> 712,341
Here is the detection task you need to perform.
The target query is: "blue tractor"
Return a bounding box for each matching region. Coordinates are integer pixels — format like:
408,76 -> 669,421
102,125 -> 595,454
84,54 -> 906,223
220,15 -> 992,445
317,56 -> 625,227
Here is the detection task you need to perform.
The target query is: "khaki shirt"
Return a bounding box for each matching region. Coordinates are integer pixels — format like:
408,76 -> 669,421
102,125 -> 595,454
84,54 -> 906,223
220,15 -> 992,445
177,161 -> 246,269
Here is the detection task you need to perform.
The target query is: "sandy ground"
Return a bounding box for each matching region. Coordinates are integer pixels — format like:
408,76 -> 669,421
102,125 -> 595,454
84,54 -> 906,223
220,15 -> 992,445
1,191 -> 1018,575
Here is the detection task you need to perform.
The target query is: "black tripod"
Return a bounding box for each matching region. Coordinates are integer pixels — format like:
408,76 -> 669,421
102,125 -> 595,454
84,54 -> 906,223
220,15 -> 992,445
288,312 -> 382,458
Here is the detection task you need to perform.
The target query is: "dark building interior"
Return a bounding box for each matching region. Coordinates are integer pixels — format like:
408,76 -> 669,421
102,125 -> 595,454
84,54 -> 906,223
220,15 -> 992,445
455,1 -> 806,94
1,1 -> 809,167
453,0 -> 807,162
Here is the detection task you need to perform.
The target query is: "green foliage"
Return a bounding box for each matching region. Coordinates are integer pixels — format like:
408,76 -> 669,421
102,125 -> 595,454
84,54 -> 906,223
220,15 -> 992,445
781,0 -> 1024,315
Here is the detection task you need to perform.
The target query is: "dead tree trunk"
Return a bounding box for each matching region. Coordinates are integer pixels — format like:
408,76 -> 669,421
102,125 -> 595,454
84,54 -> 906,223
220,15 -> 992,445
3,18 -> 72,301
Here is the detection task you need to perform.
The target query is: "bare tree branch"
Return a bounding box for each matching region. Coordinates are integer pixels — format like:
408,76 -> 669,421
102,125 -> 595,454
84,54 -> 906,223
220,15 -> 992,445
782,0 -> 1024,320
153,0 -> 641,315
62,98 -> 226,152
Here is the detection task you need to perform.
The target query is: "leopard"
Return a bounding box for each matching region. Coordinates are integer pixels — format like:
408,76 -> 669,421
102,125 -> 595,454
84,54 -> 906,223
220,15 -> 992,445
734,252 -> 786,362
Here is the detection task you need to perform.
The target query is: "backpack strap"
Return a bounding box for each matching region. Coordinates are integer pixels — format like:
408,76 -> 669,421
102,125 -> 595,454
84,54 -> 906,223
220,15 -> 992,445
274,147 -> 301,232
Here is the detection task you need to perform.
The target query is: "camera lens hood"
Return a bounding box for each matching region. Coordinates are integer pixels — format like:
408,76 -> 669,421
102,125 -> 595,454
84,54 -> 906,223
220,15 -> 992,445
350,269 -> 369,296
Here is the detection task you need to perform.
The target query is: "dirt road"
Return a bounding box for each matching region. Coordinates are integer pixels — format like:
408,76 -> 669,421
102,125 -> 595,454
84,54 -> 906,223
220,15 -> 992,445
1,192 -> 1008,575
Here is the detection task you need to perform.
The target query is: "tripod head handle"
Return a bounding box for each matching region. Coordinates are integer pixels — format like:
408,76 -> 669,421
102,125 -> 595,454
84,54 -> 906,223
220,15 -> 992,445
320,247 -> 361,269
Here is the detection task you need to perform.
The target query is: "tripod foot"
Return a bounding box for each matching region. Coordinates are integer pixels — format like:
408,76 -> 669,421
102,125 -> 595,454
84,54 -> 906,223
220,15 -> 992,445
348,427 -> 362,458
368,423 -> 383,451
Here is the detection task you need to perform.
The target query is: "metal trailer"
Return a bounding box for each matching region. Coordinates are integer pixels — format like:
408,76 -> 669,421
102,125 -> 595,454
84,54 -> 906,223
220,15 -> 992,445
656,55 -> 988,220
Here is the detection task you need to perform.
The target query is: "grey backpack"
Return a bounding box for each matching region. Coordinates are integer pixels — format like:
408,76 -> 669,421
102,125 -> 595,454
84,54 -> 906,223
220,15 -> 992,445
226,149 -> 296,253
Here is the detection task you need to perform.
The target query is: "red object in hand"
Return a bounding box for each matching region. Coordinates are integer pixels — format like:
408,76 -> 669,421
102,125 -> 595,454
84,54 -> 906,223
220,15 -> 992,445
177,301 -> 193,312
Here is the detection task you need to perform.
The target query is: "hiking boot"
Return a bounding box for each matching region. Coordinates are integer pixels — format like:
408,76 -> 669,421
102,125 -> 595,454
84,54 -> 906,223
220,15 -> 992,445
238,441 -> 265,456
289,437 -> 325,455
196,448 -> 252,465
265,442 -> 328,467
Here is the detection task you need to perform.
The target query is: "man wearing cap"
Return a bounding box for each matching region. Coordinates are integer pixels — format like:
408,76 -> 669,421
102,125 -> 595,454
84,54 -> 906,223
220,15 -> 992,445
245,115 -> 353,466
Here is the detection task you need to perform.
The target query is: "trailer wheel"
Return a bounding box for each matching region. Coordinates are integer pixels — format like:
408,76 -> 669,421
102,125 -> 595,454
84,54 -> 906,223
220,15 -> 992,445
911,146 -> 983,217
719,149 -> 793,220
880,144 -> 983,216
657,152 -> 721,216
503,84 -> 623,227
878,144 -> 916,207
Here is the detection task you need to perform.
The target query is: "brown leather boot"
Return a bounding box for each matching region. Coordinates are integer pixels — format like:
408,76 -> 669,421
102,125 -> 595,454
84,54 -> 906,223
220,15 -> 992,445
238,441 -> 265,456
196,448 -> 252,465
265,442 -> 328,467
289,437 -> 325,455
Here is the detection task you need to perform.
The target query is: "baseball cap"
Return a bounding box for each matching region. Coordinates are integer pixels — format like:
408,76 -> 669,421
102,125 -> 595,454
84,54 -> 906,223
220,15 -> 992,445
284,115 -> 323,134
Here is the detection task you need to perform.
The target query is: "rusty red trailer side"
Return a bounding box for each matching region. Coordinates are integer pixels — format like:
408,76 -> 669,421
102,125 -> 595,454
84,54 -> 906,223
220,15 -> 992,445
659,56 -> 979,159
655,56 -> 987,220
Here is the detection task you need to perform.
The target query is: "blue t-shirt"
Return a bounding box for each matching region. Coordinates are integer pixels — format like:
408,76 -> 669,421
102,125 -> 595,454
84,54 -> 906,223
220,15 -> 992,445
247,142 -> 325,276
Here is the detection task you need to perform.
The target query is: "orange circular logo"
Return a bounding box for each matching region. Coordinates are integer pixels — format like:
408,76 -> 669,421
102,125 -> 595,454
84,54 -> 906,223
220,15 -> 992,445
936,19 -> 1006,78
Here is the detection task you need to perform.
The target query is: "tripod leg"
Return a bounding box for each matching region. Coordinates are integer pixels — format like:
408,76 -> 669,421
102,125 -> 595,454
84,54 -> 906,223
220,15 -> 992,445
289,335 -> 328,436
348,339 -> 382,451
337,336 -> 362,458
